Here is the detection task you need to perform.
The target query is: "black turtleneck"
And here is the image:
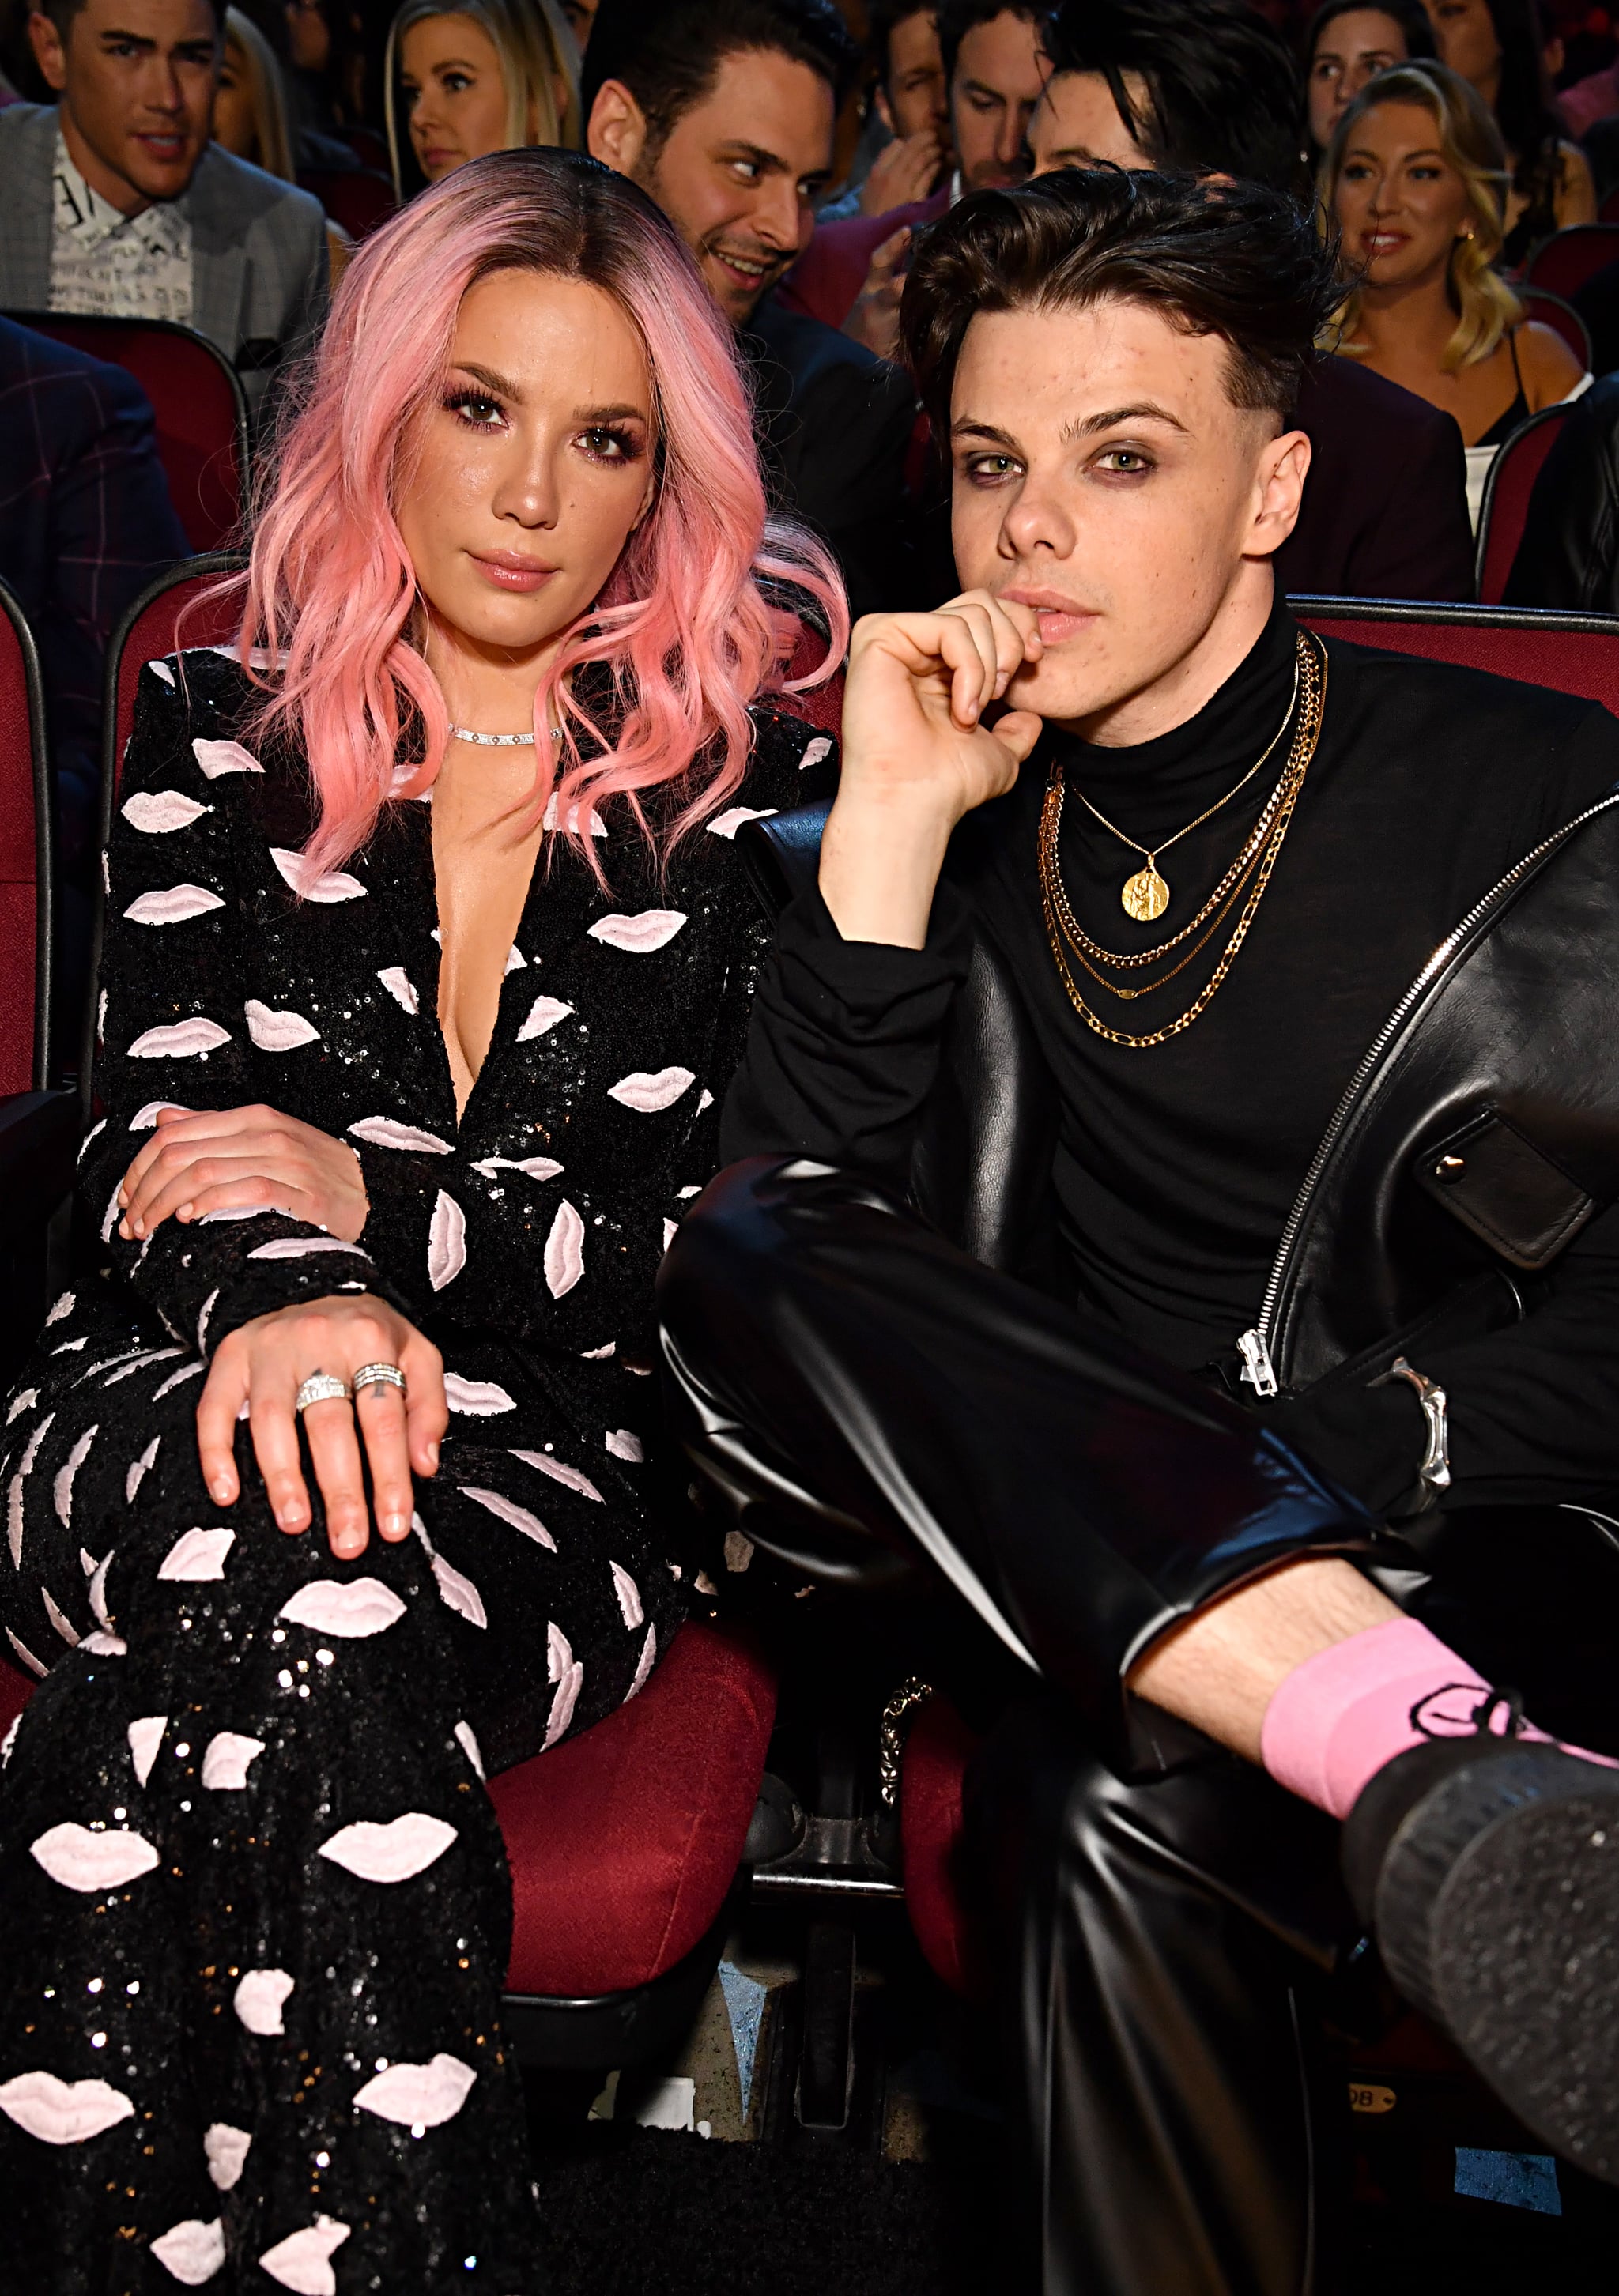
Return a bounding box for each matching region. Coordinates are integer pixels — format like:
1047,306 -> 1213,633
723,599 -> 1619,1510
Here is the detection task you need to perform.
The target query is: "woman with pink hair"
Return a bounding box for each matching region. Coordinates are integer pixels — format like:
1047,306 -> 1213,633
0,147 -> 843,2289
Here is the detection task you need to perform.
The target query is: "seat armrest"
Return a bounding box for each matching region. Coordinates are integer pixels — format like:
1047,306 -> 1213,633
738,799 -> 832,920
0,1091 -> 81,1244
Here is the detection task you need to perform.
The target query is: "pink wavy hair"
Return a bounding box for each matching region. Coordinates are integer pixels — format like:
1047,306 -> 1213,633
221,148 -> 846,877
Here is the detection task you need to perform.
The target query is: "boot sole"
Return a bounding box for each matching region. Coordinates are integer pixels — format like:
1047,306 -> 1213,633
1413,1773 -> 1619,2181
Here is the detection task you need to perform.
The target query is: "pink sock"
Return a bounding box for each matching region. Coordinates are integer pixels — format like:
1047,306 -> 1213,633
1258,1616 -> 1610,1819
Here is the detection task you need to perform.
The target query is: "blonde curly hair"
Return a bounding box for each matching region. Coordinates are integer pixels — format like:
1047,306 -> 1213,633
1323,59 -> 1523,371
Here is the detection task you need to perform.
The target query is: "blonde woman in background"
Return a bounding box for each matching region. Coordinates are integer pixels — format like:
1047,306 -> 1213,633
213,8 -> 357,283
1325,59 -> 1589,528
385,0 -> 579,191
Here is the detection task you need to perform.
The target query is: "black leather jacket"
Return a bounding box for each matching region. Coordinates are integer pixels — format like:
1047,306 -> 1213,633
742,782 -> 1619,1418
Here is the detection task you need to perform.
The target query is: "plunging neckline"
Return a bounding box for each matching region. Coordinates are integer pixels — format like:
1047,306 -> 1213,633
397,792 -> 564,1140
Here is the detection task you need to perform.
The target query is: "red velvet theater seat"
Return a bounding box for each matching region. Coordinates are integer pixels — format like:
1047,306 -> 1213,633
1291,598 -> 1619,712
900,1693 -> 984,2002
0,1621 -> 772,2023
6,312 -> 249,554
493,1619 -> 775,1998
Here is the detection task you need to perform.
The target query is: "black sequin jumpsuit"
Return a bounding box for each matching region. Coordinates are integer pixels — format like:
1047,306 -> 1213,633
0,650 -> 832,2292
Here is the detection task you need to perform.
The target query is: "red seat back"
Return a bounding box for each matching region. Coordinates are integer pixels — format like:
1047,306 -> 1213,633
338,126 -> 391,173
8,312 -> 249,553
1292,598 -> 1619,710
1473,402 -> 1575,604
0,580 -> 49,1097
779,620 -> 844,734
1525,224 -> 1619,302
297,166 -> 397,242
104,556 -> 249,813
1520,287 -> 1592,370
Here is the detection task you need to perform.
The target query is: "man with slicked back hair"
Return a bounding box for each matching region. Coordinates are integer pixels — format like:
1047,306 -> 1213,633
1025,0 -> 1474,602
584,0 -> 920,614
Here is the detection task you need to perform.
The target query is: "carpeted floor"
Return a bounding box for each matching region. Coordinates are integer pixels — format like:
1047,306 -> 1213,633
526,2118 -> 1619,2296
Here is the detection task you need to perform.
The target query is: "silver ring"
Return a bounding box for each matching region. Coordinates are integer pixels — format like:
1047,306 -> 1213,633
353,1361 -> 407,1402
294,1371 -> 350,1413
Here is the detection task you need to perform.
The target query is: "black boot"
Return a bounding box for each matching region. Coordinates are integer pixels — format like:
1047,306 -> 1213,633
1342,1697 -> 1619,2182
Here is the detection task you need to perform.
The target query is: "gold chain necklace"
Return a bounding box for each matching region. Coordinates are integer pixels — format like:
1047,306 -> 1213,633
1044,630 -> 1315,974
1066,648 -> 1301,922
1037,635 -> 1327,1049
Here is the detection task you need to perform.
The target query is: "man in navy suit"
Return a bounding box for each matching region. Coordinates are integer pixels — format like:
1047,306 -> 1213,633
0,312 -> 191,1058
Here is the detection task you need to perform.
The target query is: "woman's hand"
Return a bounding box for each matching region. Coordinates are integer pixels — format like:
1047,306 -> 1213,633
119,1103 -> 369,1243
821,592 -> 1045,948
196,1293 -> 447,1560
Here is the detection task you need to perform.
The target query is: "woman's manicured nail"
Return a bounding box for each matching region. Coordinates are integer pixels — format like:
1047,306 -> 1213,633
426,1442 -> 440,1470
118,1219 -> 130,1240
130,1217 -> 145,1237
383,1512 -> 407,1537
177,1202 -> 193,1221
212,1479 -> 233,1502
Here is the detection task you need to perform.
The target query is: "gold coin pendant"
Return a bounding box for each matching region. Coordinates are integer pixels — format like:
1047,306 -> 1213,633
1121,865 -> 1170,923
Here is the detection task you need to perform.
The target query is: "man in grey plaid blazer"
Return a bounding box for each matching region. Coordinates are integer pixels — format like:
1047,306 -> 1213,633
0,1 -> 326,415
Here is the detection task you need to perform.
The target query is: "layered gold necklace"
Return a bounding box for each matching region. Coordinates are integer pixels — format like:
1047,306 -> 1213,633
1037,630 -> 1326,1050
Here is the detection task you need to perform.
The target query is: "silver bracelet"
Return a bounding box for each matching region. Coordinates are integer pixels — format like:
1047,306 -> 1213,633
1373,1355 -> 1451,1496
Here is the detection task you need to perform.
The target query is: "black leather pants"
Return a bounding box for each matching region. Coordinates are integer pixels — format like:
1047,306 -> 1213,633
965,1698 -> 1355,2296
657,1157 -> 1377,1770
655,1159 -> 1383,2295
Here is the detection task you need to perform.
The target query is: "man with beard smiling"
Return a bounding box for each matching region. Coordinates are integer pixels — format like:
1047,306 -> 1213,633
584,0 -> 919,616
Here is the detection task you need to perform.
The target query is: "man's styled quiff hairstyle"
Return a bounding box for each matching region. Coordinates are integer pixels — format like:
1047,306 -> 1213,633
581,0 -> 858,156
900,169 -> 1343,433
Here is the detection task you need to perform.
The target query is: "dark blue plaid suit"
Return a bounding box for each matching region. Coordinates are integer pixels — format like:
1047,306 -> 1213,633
0,314 -> 192,1054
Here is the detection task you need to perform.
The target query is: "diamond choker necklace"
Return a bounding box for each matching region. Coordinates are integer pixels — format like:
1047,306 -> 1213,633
446,724 -> 564,748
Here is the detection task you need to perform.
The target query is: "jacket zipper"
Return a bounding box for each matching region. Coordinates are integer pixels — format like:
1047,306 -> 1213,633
1236,790 -> 1619,1399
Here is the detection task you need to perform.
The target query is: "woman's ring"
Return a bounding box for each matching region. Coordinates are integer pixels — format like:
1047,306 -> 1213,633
294,1371 -> 351,1413
353,1362 -> 407,1402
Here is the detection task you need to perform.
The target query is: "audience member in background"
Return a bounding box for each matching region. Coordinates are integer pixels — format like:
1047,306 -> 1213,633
585,0 -> 919,615
0,311 -> 190,1062
817,0 -> 949,224
1304,0 -> 1435,160
384,0 -> 578,194
1504,368 -> 1619,604
283,0 -> 365,142
1327,61 -> 1588,529
0,0 -> 327,410
215,5 -> 353,281
1028,0 -> 1477,601
557,0 -> 589,48
1422,0 -> 1594,258
779,0 -> 1047,353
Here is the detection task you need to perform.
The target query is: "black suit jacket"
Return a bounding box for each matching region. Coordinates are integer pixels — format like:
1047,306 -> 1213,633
1276,355 -> 1474,604
741,294 -> 920,620
0,315 -> 191,1048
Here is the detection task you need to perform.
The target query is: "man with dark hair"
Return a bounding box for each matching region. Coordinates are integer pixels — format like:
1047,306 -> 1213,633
779,0 -> 1047,346
661,168 -> 1619,2290
0,0 -> 326,408
584,0 -> 919,615
816,0 -> 950,224
1025,0 -> 1475,603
